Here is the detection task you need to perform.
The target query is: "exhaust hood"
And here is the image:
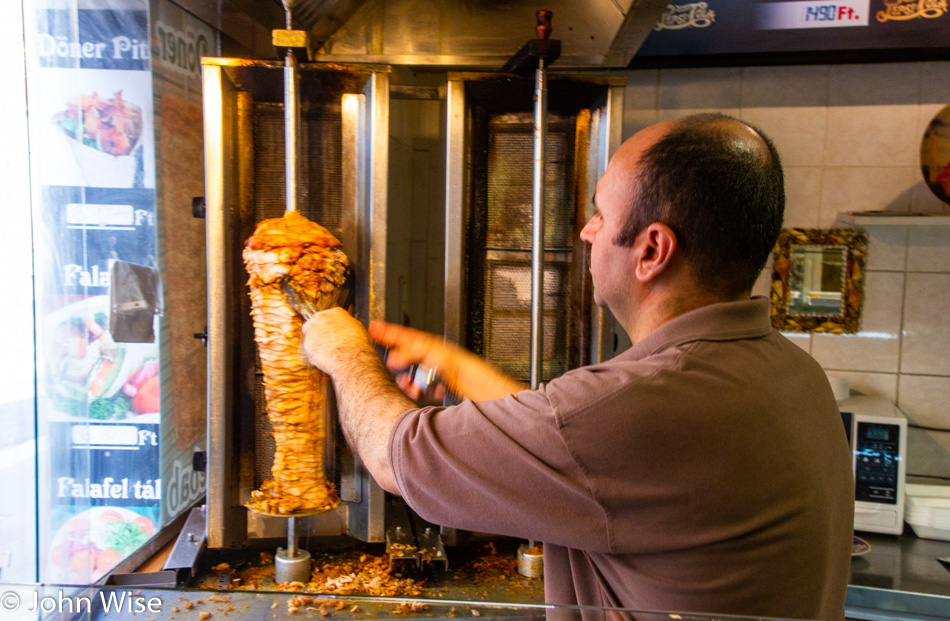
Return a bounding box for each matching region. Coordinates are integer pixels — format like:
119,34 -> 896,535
300,0 -> 669,68
175,0 -> 666,68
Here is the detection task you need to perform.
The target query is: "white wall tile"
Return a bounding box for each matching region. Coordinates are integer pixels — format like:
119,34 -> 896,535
783,167 -> 823,228
911,180 -> 950,214
741,107 -> 827,168
862,225 -> 908,272
819,167 -> 918,226
657,108 -> 741,123
811,271 -> 904,372
824,105 -> 920,167
906,226 -> 950,272
919,62 -> 950,105
753,259 -> 773,299
902,273 -> 950,375
906,428 -> 950,479
898,375 -> 950,431
828,63 -> 920,107
619,61 -> 950,478
824,370 -> 898,402
623,109 -> 659,140
741,65 -> 829,108
780,331 -> 812,354
621,69 -> 659,108
657,67 -> 743,111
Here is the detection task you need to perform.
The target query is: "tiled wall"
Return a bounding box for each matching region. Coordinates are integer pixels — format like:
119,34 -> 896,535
617,61 -> 950,481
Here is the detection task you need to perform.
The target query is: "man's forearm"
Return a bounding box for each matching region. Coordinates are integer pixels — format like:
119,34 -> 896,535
330,343 -> 415,494
442,345 -> 527,401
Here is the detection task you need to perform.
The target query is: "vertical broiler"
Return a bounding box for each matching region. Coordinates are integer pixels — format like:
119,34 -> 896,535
196,8 -> 625,576
444,73 -> 625,386
201,48 -> 391,555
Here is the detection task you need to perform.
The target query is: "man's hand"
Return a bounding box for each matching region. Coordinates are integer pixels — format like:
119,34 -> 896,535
370,320 -> 527,402
302,307 -> 375,375
369,321 -> 445,373
300,308 -> 412,495
370,321 -> 450,401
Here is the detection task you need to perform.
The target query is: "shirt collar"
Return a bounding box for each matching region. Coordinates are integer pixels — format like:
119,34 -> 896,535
617,296 -> 774,362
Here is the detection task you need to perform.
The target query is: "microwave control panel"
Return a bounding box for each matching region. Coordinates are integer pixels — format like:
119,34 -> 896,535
854,421 -> 901,504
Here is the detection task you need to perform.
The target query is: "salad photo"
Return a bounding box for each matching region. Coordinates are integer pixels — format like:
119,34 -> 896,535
45,296 -> 160,421
47,507 -> 156,583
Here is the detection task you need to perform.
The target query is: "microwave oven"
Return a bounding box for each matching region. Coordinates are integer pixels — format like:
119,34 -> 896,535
839,395 -> 908,535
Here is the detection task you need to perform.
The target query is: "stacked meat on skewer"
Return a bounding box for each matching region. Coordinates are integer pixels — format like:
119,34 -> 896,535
243,210 -> 348,515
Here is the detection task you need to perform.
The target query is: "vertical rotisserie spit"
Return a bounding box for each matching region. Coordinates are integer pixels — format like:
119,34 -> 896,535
243,209 -> 348,515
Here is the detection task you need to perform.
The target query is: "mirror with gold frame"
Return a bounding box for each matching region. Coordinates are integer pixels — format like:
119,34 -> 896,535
770,228 -> 868,334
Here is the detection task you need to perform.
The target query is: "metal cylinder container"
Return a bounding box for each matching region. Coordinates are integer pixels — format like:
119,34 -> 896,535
275,548 -> 312,584
517,543 -> 543,578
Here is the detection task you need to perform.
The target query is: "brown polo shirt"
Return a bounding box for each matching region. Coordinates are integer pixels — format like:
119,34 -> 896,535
389,297 -> 853,619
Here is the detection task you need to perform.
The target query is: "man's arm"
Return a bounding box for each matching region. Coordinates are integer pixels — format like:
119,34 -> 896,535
302,308 -> 414,494
369,321 -> 526,401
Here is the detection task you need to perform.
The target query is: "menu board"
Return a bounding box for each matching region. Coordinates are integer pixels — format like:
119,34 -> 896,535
24,0 -> 161,585
636,0 -> 949,61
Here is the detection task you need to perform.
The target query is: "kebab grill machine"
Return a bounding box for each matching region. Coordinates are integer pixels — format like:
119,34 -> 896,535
442,23 -> 626,576
194,3 -> 395,585
166,4 -> 627,591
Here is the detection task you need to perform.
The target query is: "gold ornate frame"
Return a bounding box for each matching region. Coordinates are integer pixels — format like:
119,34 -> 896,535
769,228 -> 868,334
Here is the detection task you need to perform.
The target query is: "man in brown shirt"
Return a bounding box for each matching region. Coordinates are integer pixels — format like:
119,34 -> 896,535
303,114 -> 854,619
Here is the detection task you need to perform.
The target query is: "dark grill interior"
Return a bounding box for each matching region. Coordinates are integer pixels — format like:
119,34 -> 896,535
486,116 -> 574,250
252,102 -> 345,238
483,262 -> 568,379
467,109 -> 584,382
250,101 -> 346,488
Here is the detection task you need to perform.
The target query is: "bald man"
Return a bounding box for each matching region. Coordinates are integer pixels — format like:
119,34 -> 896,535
303,115 -> 854,619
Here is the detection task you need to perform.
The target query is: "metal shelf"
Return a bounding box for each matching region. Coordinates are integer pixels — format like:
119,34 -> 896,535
838,211 -> 950,226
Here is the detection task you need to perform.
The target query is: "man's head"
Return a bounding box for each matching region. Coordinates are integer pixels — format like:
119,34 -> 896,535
581,114 -> 784,326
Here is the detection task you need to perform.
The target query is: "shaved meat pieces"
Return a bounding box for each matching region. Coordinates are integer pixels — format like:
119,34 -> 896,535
243,210 -> 348,514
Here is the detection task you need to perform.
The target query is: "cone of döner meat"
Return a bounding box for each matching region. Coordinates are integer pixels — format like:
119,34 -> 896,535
243,210 -> 348,515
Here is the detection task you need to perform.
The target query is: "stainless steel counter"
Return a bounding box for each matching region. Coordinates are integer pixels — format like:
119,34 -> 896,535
846,532 -> 950,620
3,532 -> 948,620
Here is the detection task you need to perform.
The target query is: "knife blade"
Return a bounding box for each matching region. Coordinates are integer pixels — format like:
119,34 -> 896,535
280,276 -> 321,320
280,275 -> 350,321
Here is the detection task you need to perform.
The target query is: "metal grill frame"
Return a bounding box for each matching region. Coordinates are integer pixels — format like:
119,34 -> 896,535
202,58 -> 390,549
444,73 -> 625,384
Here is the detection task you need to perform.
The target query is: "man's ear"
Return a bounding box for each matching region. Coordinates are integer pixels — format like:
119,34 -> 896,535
634,223 -> 678,283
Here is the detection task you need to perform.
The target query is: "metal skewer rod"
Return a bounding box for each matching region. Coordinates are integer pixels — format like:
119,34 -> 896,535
510,9 -> 556,580
530,56 -> 548,390
275,514 -> 311,584
281,0 -> 300,561
284,48 -> 299,213
288,516 -> 299,557
283,0 -> 293,28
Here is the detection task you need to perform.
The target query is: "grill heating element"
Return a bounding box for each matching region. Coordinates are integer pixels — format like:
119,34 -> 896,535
445,74 -> 626,382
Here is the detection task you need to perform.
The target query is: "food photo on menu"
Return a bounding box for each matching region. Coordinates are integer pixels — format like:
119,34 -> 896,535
44,296 -> 159,423
53,90 -> 144,188
32,68 -> 155,189
47,506 -> 158,583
